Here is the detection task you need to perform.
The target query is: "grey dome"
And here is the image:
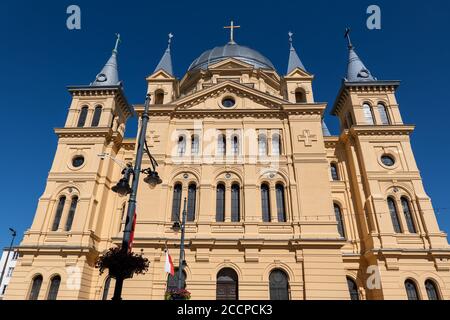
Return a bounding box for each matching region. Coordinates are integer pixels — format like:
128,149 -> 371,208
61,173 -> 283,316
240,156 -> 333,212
188,43 -> 275,71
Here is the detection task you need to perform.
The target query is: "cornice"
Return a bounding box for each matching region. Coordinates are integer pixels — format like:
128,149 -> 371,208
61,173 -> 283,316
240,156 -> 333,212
122,138 -> 136,151
349,125 -> 415,136
331,80 -> 401,116
67,85 -> 134,119
324,136 -> 339,148
137,107 -> 326,120
133,100 -> 326,120
54,127 -> 116,139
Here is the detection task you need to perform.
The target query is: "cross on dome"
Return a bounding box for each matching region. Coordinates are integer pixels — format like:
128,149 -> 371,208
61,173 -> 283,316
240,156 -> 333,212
224,20 -> 240,44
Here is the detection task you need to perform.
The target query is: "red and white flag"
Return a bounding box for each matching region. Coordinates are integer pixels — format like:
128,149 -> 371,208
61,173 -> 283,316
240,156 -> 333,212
165,250 -> 175,276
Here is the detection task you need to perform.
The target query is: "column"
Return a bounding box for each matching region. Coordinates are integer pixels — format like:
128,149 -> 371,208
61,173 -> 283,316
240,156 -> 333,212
225,184 -> 231,222
270,185 -> 278,223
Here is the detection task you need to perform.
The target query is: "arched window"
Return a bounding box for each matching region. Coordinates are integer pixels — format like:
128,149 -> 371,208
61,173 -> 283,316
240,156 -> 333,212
187,184 -> 197,222
295,89 -> 306,103
178,136 -> 186,157
102,277 -> 113,300
401,197 -> 417,234
171,184 -> 182,222
52,196 -> 66,231
167,269 -> 187,290
28,275 -> 43,300
405,279 -> 420,300
77,106 -> 88,127
346,277 -> 359,300
275,184 -> 287,222
258,134 -> 267,156
191,135 -> 200,156
388,197 -> 402,233
362,103 -> 375,125
378,103 -> 390,125
64,196 -> 78,231
272,134 -> 282,156
330,163 -> 339,181
91,106 -> 102,127
425,280 -> 441,300
155,90 -> 164,104
217,134 -> 226,156
216,184 -> 225,222
231,184 -> 240,222
47,275 -> 61,300
334,203 -> 345,238
216,268 -> 238,300
261,184 -> 271,222
231,136 -> 239,156
269,269 -> 290,300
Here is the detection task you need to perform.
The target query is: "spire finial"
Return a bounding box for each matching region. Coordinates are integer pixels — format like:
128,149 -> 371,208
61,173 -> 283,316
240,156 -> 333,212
224,20 -> 240,44
344,27 -> 353,49
91,34 -> 121,86
167,33 -> 174,50
344,28 -> 376,82
114,33 -> 121,53
288,31 -> 294,49
153,33 -> 174,75
286,31 -> 306,74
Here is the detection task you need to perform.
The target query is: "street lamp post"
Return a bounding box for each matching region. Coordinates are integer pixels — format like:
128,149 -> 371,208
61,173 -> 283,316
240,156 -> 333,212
107,94 -> 162,301
174,198 -> 188,290
0,228 -> 17,291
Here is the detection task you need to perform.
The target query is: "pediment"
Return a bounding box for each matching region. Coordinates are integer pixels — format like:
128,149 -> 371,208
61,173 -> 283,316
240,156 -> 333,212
285,67 -> 313,79
146,69 -> 175,81
174,80 -> 287,111
208,58 -> 255,71
258,69 -> 281,85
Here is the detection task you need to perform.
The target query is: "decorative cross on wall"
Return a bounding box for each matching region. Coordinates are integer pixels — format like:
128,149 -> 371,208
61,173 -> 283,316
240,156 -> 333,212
298,130 -> 317,147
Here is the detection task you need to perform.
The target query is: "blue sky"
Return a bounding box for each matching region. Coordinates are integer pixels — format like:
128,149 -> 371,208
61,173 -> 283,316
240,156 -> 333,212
0,0 -> 449,249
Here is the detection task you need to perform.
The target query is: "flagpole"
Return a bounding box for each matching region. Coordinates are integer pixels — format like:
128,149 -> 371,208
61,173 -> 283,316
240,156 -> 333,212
177,198 -> 188,290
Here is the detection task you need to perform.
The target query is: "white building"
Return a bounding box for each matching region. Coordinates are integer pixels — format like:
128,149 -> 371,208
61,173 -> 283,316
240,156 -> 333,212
0,248 -> 19,299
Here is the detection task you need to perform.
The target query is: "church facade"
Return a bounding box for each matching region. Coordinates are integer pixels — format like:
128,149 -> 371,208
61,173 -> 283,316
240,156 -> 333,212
4,26 -> 450,300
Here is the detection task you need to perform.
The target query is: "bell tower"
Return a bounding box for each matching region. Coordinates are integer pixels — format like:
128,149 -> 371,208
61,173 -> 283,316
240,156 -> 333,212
332,29 -> 450,299
282,32 -> 315,104
146,33 -> 178,104
6,35 -> 134,300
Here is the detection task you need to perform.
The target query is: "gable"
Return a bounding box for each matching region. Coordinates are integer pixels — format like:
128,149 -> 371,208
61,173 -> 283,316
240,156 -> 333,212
174,81 -> 286,111
208,58 -> 255,71
285,67 -> 313,79
146,69 -> 175,80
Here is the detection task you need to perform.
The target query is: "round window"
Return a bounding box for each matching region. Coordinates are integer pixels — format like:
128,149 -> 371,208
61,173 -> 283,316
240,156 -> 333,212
222,97 -> 236,108
381,155 -> 395,167
72,156 -> 85,168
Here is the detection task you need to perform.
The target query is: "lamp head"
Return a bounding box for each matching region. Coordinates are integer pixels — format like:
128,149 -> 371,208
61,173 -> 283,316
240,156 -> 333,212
171,221 -> 181,231
144,171 -> 163,188
9,228 -> 16,237
112,178 -> 133,197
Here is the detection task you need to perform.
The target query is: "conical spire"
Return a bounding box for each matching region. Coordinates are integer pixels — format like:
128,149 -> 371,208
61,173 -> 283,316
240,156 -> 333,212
344,28 -> 376,82
287,32 -> 306,74
154,33 -> 174,76
91,34 -> 122,87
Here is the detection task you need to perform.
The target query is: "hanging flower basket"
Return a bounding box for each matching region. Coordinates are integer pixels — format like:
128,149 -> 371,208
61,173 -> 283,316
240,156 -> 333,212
165,289 -> 191,300
95,247 -> 150,280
